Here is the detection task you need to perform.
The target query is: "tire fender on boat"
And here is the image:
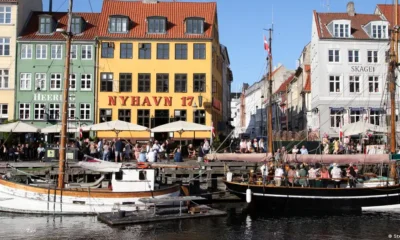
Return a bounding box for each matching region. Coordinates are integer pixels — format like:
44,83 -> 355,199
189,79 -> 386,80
246,188 -> 252,203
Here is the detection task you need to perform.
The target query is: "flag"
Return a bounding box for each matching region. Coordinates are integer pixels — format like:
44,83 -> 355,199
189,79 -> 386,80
211,121 -> 216,138
79,127 -> 83,139
339,122 -> 343,139
264,35 -> 270,54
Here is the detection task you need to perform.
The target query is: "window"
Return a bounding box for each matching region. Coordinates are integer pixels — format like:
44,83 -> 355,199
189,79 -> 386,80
368,76 -> 379,92
350,109 -> 362,123
71,17 -> 82,34
175,44 -> 187,59
20,73 -> 31,90
0,38 -> 10,56
348,50 -> 359,63
148,17 -> 166,33
367,50 -> 378,63
372,25 -> 387,39
80,103 -> 91,120
175,74 -> 187,92
0,69 -> 8,89
39,17 -> 52,34
194,43 -> 206,59
50,73 -> 61,90
101,42 -> 114,58
329,75 -> 340,93
36,44 -> 47,59
19,103 -> 30,120
100,109 -> 112,123
330,109 -> 343,128
109,16 -> 129,33
71,45 -> 78,59
157,43 -> 169,59
139,43 -> 151,59
81,74 -> 92,90
68,103 -> 76,119
35,73 -> 46,91
194,110 -> 206,124
120,43 -> 132,59
334,23 -> 350,38
0,104 -> 8,119
34,103 -> 45,120
49,103 -> 60,120
137,110 -> 150,128
328,50 -> 339,62
370,110 -> 381,125
193,73 -> 205,92
81,45 -> 92,60
0,6 -> 11,24
69,74 -> 76,91
119,73 -> 132,92
156,74 -> 169,92
174,110 -> 187,121
349,76 -> 360,93
186,18 -> 204,34
100,73 -> 113,92
118,109 -> 131,122
21,44 -> 33,59
138,73 -> 150,92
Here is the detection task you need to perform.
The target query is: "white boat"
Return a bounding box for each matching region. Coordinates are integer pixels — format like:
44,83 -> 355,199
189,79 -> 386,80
0,157 -> 180,215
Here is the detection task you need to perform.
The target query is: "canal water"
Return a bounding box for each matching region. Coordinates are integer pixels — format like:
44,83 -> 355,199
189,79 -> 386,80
0,204 -> 398,240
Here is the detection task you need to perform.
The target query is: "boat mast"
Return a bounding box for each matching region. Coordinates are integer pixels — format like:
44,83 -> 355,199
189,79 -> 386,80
389,0 -> 399,154
267,28 -> 273,156
58,0 -> 73,189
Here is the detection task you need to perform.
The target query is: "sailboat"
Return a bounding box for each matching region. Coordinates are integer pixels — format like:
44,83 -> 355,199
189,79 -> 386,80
221,5 -> 400,212
0,0 -> 180,215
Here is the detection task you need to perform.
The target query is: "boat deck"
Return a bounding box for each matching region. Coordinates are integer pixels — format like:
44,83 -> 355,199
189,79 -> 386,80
97,206 -> 227,226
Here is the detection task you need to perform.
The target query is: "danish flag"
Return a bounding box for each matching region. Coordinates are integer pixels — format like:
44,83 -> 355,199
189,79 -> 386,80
264,35 -> 270,54
211,121 -> 216,137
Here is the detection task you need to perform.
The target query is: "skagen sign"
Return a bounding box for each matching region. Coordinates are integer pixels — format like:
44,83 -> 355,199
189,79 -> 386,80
351,66 -> 376,73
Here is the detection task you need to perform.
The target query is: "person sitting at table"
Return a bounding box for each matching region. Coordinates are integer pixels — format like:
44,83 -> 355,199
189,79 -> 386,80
188,144 -> 196,158
174,148 -> 183,162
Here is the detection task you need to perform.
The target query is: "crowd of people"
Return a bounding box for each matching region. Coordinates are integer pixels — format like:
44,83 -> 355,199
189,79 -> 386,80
258,160 -> 359,188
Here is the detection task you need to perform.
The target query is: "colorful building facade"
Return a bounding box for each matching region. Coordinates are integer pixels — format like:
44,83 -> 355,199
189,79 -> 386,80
0,0 -> 42,122
95,0 -> 224,140
15,12 -> 99,130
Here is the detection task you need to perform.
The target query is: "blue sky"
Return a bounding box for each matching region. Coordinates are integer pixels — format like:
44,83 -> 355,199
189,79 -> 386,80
43,0 -> 390,92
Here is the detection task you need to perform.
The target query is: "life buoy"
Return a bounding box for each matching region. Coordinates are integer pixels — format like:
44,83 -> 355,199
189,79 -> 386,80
137,162 -> 148,169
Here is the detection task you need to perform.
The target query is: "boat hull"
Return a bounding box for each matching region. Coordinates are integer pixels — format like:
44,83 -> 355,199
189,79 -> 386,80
0,179 -> 181,215
223,180 -> 400,213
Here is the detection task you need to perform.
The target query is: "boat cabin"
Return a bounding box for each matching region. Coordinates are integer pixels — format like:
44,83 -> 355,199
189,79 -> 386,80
111,168 -> 155,192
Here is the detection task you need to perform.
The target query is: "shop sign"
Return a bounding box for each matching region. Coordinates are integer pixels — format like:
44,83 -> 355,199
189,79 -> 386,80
350,66 -> 376,73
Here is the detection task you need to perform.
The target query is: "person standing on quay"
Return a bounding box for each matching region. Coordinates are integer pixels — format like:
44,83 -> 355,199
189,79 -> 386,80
114,138 -> 123,162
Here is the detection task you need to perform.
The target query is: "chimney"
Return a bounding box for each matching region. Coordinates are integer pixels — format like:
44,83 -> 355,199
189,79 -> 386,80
49,0 -> 53,13
347,1 -> 355,17
142,0 -> 158,3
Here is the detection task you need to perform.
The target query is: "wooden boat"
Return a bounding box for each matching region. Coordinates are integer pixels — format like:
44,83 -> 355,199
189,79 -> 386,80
0,157 -> 180,215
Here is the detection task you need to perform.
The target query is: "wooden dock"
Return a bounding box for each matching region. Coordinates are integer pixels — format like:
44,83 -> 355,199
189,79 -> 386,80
97,206 -> 227,226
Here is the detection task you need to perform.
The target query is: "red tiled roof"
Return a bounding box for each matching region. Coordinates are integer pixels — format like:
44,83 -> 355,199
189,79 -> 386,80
377,4 -> 399,26
275,74 -> 294,94
98,0 -> 216,39
314,11 -> 384,39
19,12 -> 99,41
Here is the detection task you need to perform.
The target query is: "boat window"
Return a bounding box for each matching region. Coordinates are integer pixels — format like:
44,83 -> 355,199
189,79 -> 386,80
73,201 -> 85,205
139,171 -> 147,180
115,171 -> 123,180
122,202 -> 135,205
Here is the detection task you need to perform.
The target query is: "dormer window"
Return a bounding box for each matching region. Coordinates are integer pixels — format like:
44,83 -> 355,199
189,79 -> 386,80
372,24 -> 387,39
334,23 -> 350,38
39,16 -> 53,34
147,17 -> 166,34
186,17 -> 204,34
71,17 -> 83,34
108,16 -> 129,33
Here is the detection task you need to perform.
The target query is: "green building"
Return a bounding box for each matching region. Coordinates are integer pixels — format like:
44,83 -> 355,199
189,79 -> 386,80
16,12 -> 99,137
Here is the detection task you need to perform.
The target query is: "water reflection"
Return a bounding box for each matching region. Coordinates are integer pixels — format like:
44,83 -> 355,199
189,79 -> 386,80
0,206 -> 399,240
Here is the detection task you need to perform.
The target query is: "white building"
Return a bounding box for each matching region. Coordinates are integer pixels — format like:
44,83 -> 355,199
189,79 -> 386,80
244,80 -> 265,138
230,93 -> 241,138
310,2 -> 393,138
0,0 -> 42,122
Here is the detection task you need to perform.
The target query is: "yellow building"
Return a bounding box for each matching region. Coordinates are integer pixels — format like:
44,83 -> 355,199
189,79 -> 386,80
96,0 -> 224,141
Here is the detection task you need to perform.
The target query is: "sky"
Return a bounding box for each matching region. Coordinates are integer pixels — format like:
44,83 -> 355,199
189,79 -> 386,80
43,0 -> 392,92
